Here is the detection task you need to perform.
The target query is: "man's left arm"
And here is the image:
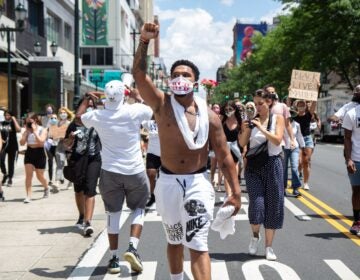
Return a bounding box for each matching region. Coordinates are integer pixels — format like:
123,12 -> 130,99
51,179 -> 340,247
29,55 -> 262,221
209,110 -> 241,215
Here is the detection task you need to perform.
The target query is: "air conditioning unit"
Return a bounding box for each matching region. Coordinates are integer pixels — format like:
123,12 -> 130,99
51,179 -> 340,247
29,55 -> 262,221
129,0 -> 139,10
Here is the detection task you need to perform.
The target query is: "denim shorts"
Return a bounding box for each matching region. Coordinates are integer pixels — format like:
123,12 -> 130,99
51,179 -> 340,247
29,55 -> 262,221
303,135 -> 314,149
348,161 -> 360,186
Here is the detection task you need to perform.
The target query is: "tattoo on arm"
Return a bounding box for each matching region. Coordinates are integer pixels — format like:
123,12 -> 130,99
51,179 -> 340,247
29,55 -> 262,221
133,41 -> 149,75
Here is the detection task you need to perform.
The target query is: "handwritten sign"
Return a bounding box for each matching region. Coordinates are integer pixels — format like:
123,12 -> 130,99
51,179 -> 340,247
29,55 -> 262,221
289,69 -> 321,101
49,125 -> 68,139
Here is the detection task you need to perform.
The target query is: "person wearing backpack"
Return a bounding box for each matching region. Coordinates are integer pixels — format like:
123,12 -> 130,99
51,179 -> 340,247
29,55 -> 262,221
239,89 -> 285,261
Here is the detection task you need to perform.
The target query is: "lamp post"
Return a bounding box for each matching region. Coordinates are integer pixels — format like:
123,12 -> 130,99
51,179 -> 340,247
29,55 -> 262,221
0,3 -> 27,111
50,41 -> 58,57
33,41 -> 41,56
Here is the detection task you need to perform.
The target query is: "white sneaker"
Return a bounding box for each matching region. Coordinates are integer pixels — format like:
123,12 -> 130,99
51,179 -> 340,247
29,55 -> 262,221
51,184 -> 59,193
248,234 -> 261,255
303,183 -> 310,190
265,247 -> 277,261
24,197 -> 31,203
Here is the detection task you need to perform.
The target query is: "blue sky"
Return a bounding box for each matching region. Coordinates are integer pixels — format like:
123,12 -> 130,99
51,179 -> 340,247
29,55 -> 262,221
154,0 -> 284,79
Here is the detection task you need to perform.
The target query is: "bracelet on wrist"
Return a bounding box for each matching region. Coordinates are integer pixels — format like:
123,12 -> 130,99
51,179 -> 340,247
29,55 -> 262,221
140,37 -> 149,44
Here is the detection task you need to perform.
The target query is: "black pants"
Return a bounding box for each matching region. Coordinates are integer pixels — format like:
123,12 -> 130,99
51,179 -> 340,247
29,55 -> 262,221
0,149 -> 17,179
46,146 -> 57,181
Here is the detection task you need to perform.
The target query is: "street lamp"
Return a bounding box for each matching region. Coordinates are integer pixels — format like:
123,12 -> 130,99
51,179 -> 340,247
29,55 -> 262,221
33,42 -> 41,56
0,3 -> 27,111
50,41 -> 58,57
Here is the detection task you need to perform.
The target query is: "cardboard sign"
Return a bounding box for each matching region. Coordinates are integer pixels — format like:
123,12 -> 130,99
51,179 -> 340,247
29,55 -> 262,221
49,125 -> 68,139
289,69 -> 321,101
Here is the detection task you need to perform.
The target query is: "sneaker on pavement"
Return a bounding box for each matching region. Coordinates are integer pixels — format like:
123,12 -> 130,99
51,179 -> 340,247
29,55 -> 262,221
24,197 -> 31,203
7,178 -> 12,187
293,188 -> 301,197
265,247 -> 277,261
75,216 -> 84,229
107,255 -> 121,274
303,183 -> 310,190
123,243 -> 143,272
2,174 -> 8,184
350,221 -> 360,235
50,184 -> 59,193
0,191 -> 4,201
248,234 -> 261,255
43,188 -> 50,198
60,179 -> 65,184
84,221 -> 94,236
146,194 -> 156,207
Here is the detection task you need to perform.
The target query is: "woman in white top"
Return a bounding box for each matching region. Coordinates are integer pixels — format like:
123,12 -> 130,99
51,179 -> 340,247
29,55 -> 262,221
239,89 -> 285,261
19,112 -> 49,203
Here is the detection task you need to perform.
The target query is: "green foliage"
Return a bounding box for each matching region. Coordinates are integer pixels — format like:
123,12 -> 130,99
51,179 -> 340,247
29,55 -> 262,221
220,0 -> 360,99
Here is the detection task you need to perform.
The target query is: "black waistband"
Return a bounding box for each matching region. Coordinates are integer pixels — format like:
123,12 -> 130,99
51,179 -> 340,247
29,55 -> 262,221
160,166 -> 207,175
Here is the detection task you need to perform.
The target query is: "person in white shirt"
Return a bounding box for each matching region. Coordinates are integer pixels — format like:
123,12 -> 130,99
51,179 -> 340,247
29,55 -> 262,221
80,80 -> 153,274
283,108 -> 305,196
342,92 -> 360,236
328,85 -> 360,122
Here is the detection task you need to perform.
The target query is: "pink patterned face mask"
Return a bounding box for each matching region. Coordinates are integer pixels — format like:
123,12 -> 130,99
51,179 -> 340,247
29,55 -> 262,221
169,76 -> 194,96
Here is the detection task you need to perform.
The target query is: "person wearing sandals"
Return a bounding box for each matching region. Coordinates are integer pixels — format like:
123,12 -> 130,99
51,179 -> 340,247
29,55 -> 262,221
19,112 -> 49,203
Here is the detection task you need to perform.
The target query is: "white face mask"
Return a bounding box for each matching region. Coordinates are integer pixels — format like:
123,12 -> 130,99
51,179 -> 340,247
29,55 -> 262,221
225,111 -> 235,118
169,76 -> 194,96
59,113 -> 68,120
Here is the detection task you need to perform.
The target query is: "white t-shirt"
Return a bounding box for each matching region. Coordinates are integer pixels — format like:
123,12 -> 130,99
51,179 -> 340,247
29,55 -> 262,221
284,121 -> 305,149
249,114 -> 282,156
342,105 -> 360,162
141,120 -> 160,157
81,103 -> 153,175
335,102 -> 358,120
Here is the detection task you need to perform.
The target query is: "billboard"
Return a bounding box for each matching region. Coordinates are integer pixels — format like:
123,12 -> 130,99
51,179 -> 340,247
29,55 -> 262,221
234,23 -> 267,64
82,0 -> 108,45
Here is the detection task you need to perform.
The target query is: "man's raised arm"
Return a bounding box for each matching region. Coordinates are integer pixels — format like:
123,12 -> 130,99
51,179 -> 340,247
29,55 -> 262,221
133,22 -> 164,111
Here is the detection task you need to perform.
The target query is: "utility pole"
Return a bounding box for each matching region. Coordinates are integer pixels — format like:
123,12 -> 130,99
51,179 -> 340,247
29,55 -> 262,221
73,0 -> 81,109
130,29 -> 140,58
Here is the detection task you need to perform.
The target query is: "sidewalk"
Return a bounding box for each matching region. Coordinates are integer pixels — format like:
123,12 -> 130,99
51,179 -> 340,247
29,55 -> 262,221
0,156 -> 106,280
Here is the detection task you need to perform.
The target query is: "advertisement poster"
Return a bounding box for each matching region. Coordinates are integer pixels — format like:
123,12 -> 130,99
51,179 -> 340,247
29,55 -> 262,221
234,23 -> 267,64
82,0 -> 108,45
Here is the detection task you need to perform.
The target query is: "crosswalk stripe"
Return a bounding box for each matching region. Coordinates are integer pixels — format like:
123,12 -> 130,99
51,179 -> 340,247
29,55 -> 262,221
324,260 -> 360,280
284,197 -> 312,221
183,260 -> 230,280
103,261 -> 157,280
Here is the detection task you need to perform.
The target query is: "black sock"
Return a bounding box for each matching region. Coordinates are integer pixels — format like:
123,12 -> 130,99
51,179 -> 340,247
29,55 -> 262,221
353,209 -> 360,222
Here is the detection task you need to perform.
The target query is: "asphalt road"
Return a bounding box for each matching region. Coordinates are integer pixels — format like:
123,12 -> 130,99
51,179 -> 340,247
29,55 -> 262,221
69,143 -> 360,280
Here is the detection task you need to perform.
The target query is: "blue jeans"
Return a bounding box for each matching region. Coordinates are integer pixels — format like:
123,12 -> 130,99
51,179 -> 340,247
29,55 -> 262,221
283,148 -> 302,189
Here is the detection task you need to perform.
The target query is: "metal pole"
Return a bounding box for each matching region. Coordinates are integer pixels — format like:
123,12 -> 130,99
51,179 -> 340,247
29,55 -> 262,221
7,30 -> 12,111
73,0 -> 80,109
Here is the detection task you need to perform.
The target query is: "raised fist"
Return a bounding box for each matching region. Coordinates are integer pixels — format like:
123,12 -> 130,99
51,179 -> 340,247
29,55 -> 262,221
140,22 -> 159,42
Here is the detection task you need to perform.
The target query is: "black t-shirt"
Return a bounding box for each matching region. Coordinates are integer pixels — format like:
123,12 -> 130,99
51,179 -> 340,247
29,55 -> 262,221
294,111 -> 312,136
0,120 -> 18,151
223,122 -> 239,142
65,122 -> 101,160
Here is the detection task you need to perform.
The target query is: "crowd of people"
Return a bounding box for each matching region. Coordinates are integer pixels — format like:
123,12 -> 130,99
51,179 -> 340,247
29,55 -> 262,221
0,21 -> 359,280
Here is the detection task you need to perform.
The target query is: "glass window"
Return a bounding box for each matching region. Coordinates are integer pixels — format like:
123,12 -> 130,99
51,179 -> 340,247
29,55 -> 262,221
81,47 -> 113,66
105,48 -> 113,65
46,13 -> 61,45
64,24 -> 72,51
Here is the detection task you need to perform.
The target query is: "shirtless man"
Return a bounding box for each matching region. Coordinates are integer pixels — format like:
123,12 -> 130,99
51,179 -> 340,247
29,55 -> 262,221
133,22 -> 241,280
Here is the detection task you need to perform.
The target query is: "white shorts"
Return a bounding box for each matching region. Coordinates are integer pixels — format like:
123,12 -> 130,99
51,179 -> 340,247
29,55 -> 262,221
155,170 -> 215,252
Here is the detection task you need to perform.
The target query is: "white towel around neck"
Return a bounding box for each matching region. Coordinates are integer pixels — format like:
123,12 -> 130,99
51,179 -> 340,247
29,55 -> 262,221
170,94 -> 209,150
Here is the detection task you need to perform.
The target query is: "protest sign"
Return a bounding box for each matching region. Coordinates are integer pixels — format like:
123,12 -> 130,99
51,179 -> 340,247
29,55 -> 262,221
289,69 -> 321,101
49,125 -> 68,139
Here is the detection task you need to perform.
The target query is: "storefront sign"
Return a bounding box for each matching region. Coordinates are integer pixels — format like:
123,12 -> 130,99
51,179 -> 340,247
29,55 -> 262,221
0,16 -> 16,52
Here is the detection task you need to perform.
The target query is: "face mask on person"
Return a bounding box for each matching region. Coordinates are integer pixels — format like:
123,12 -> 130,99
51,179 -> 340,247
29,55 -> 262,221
59,113 -> 68,120
47,109 -> 53,115
169,76 -> 194,96
49,118 -> 58,125
86,107 -> 93,112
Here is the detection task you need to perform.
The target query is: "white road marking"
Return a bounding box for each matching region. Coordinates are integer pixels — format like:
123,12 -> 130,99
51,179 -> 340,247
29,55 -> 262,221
284,197 -> 312,221
242,260 -> 301,280
184,260 -> 230,280
103,261 -> 157,280
324,260 -> 360,280
67,210 -> 131,280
